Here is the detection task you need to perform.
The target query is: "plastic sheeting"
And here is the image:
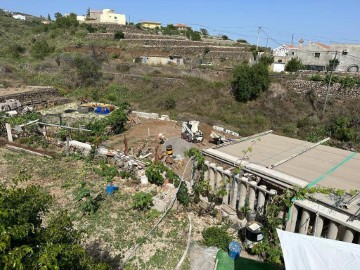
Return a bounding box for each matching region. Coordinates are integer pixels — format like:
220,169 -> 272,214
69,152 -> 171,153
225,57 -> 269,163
277,229 -> 360,270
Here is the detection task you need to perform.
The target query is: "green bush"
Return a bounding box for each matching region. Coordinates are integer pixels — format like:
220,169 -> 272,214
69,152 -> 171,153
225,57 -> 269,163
114,30 -> 125,40
340,76 -> 357,89
74,181 -> 102,214
309,74 -> 323,81
232,63 -> 270,102
259,55 -> 274,66
330,116 -> 356,141
7,44 -> 26,59
177,182 -> 190,206
285,58 -> 303,72
94,161 -> 118,183
0,184 -> 109,269
164,98 -> 176,110
145,164 -> 165,186
202,227 -> 232,251
74,55 -> 102,86
30,39 -> 54,60
132,192 -> 153,210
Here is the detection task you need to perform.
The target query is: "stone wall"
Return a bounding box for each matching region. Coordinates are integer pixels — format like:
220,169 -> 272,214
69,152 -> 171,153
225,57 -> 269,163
0,87 -> 61,103
283,79 -> 360,99
87,32 -> 186,40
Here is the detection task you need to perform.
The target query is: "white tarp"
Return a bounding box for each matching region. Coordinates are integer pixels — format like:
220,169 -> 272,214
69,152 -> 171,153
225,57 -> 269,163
277,229 -> 360,270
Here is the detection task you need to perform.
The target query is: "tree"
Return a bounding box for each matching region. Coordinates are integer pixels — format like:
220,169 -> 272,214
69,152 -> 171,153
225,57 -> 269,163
30,39 -> 54,59
221,35 -> 229,40
200,28 -> 208,36
0,184 -> 109,269
259,55 -> 274,66
232,63 -> 270,102
328,58 -> 340,71
47,13 -> 51,21
53,12 -> 79,28
285,58 -> 303,72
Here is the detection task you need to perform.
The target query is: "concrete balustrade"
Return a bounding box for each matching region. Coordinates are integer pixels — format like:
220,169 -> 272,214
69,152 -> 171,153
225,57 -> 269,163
286,205 -> 299,233
342,228 -> 355,243
257,185 -> 267,215
314,215 -> 324,237
222,170 -> 231,205
215,166 -> 223,191
299,209 -> 311,235
238,177 -> 248,210
230,177 -> 239,209
208,163 -> 216,191
248,181 -> 258,210
204,161 -> 210,181
327,222 -> 339,240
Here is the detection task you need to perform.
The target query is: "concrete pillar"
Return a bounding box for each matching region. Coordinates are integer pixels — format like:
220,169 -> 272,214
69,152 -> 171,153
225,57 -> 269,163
222,171 -> 231,205
230,178 -> 238,209
286,205 -> 299,233
299,209 -> 310,235
327,221 -> 339,240
238,177 -> 248,210
342,228 -> 355,243
257,185 -> 267,215
215,166 -> 223,191
248,181 -> 257,210
204,161 -> 210,181
208,163 -> 216,192
5,123 -> 13,142
314,215 -> 324,237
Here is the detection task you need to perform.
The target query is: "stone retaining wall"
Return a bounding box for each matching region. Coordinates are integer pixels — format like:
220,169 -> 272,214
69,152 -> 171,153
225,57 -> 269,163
0,87 -> 61,103
283,79 -> 360,99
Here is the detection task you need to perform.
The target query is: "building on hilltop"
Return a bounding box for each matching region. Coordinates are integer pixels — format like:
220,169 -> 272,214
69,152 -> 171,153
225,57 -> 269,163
174,23 -> 189,31
85,9 -> 126,25
12,14 -> 26,20
140,21 -> 161,29
272,44 -> 298,72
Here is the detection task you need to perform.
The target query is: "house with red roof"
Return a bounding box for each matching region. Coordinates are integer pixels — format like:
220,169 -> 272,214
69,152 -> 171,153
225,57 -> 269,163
174,23 -> 189,31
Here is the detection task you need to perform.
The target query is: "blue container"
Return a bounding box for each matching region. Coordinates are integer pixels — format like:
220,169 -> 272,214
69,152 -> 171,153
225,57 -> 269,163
95,107 -> 111,115
228,241 -> 241,260
106,184 -> 119,195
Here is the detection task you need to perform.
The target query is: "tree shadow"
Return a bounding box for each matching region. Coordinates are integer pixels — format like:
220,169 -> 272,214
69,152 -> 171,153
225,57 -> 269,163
85,239 -> 123,269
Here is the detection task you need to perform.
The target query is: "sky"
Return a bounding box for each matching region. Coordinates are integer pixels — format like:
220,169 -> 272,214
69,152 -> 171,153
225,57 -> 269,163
1,0 -> 360,48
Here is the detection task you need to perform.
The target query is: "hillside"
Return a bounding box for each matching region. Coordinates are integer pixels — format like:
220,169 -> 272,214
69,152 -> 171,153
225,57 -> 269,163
0,11 -> 359,150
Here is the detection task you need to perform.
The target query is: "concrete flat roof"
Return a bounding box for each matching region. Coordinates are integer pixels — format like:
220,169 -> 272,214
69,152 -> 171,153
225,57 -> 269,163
204,133 -> 360,192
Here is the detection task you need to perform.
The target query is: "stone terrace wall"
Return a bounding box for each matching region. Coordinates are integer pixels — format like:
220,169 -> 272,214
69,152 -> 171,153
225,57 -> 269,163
283,79 -> 360,99
87,32 -> 186,40
0,87 -> 61,103
82,22 -> 145,34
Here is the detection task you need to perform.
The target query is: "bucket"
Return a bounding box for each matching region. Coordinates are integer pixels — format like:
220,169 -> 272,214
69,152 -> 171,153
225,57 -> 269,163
106,184 -> 119,195
228,241 -> 241,260
166,145 -> 173,155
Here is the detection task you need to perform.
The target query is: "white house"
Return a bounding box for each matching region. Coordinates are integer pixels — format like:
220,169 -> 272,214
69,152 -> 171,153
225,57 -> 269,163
12,14 -> 26,20
85,9 -> 126,25
272,44 -> 298,72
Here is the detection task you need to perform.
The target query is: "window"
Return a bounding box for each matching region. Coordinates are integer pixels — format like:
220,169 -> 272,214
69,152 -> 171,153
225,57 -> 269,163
292,52 -> 295,55
114,16 -> 117,19
315,53 -> 320,58
278,59 -> 283,63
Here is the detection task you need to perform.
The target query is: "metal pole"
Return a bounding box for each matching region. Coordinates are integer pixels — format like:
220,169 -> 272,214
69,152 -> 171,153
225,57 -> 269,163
323,51 -> 338,113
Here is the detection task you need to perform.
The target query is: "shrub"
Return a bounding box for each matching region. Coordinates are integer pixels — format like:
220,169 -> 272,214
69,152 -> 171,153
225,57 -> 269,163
74,55 -> 102,86
94,161 -> 118,183
309,74 -> 323,81
285,58 -> 303,72
145,164 -> 165,186
202,227 -> 232,251
164,98 -> 176,110
221,35 -> 229,40
177,182 -> 190,206
132,192 -> 153,210
114,30 -> 125,40
30,39 -> 54,60
7,44 -> 26,59
75,181 -> 102,214
340,76 -> 357,89
259,55 -> 274,66
232,63 -> 270,102
330,116 -> 356,141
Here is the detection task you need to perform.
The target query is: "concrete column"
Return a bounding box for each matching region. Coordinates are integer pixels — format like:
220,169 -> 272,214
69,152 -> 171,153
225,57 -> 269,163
342,228 -> 355,243
286,205 -> 299,233
357,233 -> 360,244
299,209 -> 310,235
257,185 -> 267,216
314,215 -> 324,237
5,123 -> 13,142
230,178 -> 238,209
208,163 -> 216,192
215,166 -> 223,191
248,181 -> 257,210
222,171 -> 231,205
327,221 -> 339,240
204,161 -> 210,181
238,177 -> 248,210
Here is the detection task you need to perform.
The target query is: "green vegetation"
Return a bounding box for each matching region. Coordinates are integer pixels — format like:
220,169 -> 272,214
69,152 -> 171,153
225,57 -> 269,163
202,226 -> 232,251
75,181 -> 102,214
232,63 -> 270,102
30,39 -> 54,59
114,30 -> 125,40
285,58 -> 303,72
0,184 -> 109,269
132,192 -> 153,211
